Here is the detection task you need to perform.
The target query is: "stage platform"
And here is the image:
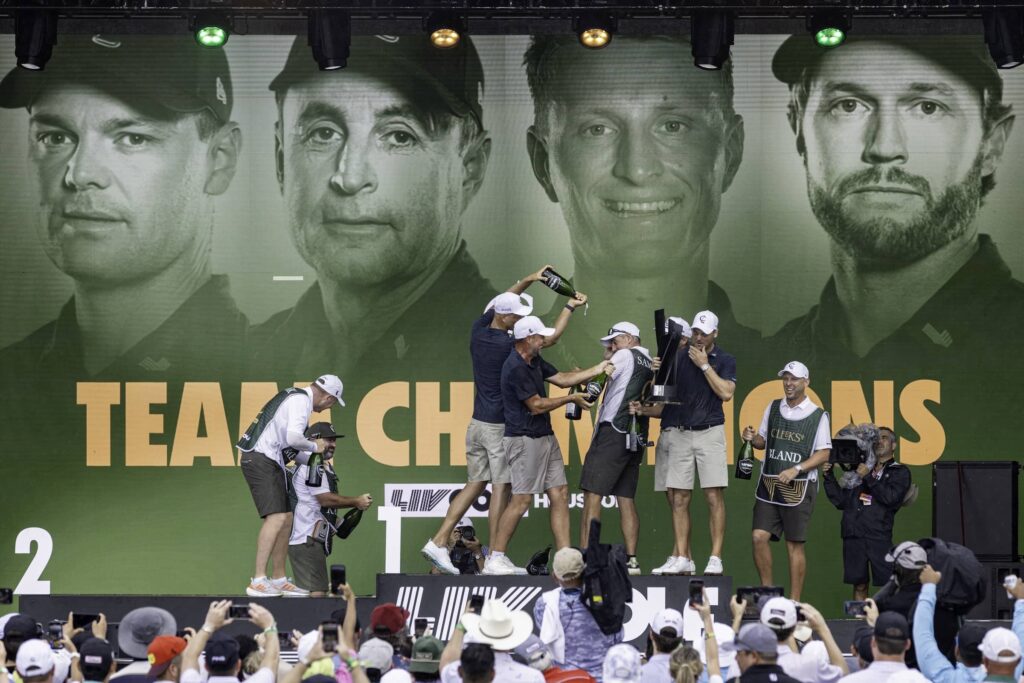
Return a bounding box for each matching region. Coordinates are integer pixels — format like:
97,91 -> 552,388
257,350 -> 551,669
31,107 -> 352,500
17,573 -> 1012,654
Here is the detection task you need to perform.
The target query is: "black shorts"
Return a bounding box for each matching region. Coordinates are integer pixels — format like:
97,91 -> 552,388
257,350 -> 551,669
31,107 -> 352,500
752,480 -> 817,542
843,536 -> 894,586
240,450 -> 294,517
579,424 -> 641,498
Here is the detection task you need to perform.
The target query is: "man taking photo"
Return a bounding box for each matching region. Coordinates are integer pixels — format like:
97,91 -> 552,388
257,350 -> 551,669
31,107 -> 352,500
823,426 -> 911,600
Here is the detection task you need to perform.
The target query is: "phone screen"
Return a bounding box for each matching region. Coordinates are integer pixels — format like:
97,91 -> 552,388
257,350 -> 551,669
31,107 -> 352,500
321,622 -> 338,653
414,618 -> 428,638
468,594 -> 485,613
689,580 -> 705,605
330,565 -> 347,593
228,605 -> 250,619
72,614 -> 98,630
844,600 -> 868,617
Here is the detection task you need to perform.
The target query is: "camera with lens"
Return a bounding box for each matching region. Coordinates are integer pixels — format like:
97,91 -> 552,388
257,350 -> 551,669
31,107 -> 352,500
829,436 -> 867,471
457,525 -> 476,543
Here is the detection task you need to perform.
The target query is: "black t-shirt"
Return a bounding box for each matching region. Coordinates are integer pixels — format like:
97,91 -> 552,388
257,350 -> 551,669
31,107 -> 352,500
470,308 -> 514,424
661,344 -> 737,428
501,349 -> 558,438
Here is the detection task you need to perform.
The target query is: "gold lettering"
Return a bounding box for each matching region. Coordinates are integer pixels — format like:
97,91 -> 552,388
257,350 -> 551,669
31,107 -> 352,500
238,382 -> 279,443
415,382 -> 474,466
125,382 -> 166,466
358,381 -> 410,467
899,380 -> 944,464
77,382 -> 120,467
170,382 -> 234,467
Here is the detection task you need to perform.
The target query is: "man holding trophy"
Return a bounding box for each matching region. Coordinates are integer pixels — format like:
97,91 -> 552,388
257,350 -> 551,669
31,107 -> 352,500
742,361 -> 832,601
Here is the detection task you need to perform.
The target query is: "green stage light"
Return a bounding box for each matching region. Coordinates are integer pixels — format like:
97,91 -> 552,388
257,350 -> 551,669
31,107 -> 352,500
808,10 -> 850,48
195,25 -> 227,47
815,26 -> 845,47
191,12 -> 231,48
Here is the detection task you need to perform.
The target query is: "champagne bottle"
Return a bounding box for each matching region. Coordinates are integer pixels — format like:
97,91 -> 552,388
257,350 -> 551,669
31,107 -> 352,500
565,384 -> 584,420
626,414 -> 641,452
735,439 -> 755,480
336,507 -> 363,539
584,372 -> 608,401
541,267 -> 577,298
306,453 -> 324,487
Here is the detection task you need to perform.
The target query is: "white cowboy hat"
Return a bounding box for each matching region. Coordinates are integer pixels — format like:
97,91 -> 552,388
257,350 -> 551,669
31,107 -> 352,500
460,599 -> 534,651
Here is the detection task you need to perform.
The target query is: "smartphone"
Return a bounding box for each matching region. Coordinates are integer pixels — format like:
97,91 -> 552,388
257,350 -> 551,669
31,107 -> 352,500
468,594 -> 484,614
277,632 -> 292,649
0,588 -> 13,605
228,604 -> 250,620
47,620 -> 64,647
330,564 -> 347,593
72,613 -> 99,630
689,579 -> 705,606
320,621 -> 338,653
795,605 -> 805,622
414,618 -> 428,638
736,586 -> 784,618
844,600 -> 868,617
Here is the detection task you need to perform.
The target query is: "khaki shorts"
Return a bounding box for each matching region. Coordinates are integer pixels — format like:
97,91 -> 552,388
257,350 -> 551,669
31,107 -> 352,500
288,539 -> 329,592
466,419 -> 510,484
505,434 -> 568,495
654,425 -> 728,491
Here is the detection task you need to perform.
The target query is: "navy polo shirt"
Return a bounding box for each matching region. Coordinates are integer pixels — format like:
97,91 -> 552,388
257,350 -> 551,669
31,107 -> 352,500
660,344 -> 737,428
501,348 -> 559,438
470,309 -> 515,424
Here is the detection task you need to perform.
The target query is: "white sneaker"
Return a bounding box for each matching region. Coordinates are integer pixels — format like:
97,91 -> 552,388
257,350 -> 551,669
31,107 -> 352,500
271,577 -> 310,597
246,577 -> 282,597
481,555 -> 527,576
651,556 -> 680,576
703,556 -> 724,575
677,557 -> 696,575
422,539 -> 460,575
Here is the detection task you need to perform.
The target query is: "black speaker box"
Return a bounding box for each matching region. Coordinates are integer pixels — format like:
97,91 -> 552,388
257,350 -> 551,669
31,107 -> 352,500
932,461 -> 1020,562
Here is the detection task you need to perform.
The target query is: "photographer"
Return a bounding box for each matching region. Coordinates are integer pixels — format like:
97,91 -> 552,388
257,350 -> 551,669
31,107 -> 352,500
181,601 -> 279,683
430,519 -> 486,576
823,426 -> 911,600
289,422 -> 373,596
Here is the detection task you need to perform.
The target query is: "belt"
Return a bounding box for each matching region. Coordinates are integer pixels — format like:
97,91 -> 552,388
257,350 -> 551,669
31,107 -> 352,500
681,423 -> 721,432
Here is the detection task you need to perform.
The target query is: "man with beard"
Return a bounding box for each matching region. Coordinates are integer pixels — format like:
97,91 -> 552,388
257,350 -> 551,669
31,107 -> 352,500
769,36 -> 1023,458
252,35 -> 496,386
522,35 -> 755,375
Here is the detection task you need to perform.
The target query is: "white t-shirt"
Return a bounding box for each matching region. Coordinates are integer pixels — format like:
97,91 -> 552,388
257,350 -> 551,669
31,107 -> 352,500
776,643 -> 844,683
289,460 -> 333,545
181,668 -> 274,683
245,387 -> 317,466
597,346 -> 652,431
440,652 -> 544,683
757,396 -> 832,482
380,669 -> 413,683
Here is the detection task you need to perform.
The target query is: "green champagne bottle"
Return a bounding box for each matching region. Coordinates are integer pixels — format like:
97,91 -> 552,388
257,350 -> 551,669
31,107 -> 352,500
336,507 -> 363,539
626,414 -> 641,452
584,372 -> 608,401
565,384 -> 585,420
541,267 -> 577,298
306,453 -> 324,487
735,439 -> 755,480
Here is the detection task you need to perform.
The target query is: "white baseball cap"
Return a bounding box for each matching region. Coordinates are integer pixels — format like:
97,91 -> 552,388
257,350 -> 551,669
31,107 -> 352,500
760,597 -> 798,630
650,608 -> 684,637
17,639 -> 55,678
358,638 -> 394,672
488,292 -> 534,317
691,310 -> 718,334
778,361 -> 809,380
666,316 -> 692,338
981,627 -> 1022,663
600,321 -> 640,345
513,316 -> 556,340
314,374 -> 345,406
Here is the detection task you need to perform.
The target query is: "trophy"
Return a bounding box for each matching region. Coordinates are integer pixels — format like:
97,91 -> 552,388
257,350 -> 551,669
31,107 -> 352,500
648,308 -> 681,403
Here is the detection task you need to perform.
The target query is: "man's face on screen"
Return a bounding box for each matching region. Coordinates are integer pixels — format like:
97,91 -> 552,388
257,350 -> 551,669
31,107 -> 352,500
532,39 -> 741,275
28,85 -> 213,286
277,71 -> 471,287
799,41 -> 994,268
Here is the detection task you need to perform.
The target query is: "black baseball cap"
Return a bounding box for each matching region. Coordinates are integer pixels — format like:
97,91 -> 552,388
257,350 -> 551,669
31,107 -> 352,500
874,612 -> 910,642
0,34 -> 232,121
270,35 -> 483,127
957,622 -> 989,661
2,614 -> 39,641
771,34 -> 1003,101
305,422 -> 343,440
204,634 -> 240,672
80,637 -> 115,677
852,625 -> 875,663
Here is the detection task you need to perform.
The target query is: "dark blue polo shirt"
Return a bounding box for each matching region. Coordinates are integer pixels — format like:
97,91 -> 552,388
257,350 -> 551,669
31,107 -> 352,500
660,344 -> 736,429
501,348 -> 559,438
470,309 -> 515,423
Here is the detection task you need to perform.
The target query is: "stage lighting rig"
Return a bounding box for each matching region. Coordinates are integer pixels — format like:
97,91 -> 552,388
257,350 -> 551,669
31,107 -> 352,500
14,8 -> 58,70
425,10 -> 466,49
573,11 -> 616,49
691,10 -> 734,70
309,9 -> 351,69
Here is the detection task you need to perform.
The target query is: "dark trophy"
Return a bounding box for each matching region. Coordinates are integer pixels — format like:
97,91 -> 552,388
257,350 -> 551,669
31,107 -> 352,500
648,309 -> 681,403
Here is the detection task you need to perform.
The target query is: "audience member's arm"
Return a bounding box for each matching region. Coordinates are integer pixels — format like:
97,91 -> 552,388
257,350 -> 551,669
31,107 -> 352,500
914,567 -> 955,683
61,617 -> 83,683
249,603 -> 279,681
440,611 -> 469,671
337,624 -> 370,683
800,603 -> 849,675
729,595 -> 746,634
1010,579 -> 1024,680
183,600 -> 233,676
283,631 -> 327,683
339,583 -> 358,646
863,598 -> 879,628
0,641 -> 7,683
694,593 -> 721,679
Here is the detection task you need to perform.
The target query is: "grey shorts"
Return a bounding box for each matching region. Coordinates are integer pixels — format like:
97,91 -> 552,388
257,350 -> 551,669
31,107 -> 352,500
752,479 -> 818,543
466,419 -> 510,484
240,450 -> 294,517
504,434 -> 568,495
288,540 -> 328,592
654,425 -> 728,491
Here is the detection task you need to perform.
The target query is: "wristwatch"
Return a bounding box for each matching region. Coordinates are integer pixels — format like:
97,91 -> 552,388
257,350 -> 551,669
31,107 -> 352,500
700,363 -> 710,373
795,464 -> 804,473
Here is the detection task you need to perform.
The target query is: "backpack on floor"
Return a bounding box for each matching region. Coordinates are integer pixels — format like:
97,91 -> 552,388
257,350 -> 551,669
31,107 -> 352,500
581,519 -> 633,635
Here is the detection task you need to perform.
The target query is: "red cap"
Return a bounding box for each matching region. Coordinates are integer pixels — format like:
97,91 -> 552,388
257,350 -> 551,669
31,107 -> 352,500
370,604 -> 410,635
147,635 -> 187,677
